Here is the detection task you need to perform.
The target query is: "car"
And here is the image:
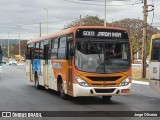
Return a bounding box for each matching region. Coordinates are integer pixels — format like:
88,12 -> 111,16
20,57 -> 25,62
9,59 -> 17,65
1,58 -> 7,64
2,60 -> 6,64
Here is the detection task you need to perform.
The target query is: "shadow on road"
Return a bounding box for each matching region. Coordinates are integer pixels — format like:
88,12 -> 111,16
71,97 -> 123,105
28,84 -> 123,105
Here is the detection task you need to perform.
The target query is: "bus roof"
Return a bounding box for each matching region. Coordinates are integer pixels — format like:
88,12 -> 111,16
151,33 -> 160,40
27,26 -> 127,44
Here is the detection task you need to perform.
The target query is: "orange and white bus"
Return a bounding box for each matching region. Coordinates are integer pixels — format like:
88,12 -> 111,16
26,26 -> 132,100
149,33 -> 160,93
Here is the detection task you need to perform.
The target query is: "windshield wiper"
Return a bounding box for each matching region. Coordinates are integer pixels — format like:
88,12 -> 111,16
96,64 -> 113,73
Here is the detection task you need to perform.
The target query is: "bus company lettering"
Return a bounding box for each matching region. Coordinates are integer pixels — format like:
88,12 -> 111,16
97,32 -> 122,38
83,31 -> 95,36
52,62 -> 62,68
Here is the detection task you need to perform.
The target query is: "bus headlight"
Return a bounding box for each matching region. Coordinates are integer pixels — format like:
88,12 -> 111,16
74,75 -> 89,87
119,77 -> 131,86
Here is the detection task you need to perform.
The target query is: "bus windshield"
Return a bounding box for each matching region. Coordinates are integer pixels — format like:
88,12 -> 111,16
75,39 -> 130,73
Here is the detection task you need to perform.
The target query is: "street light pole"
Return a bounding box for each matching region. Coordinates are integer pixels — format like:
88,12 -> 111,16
18,25 -> 21,56
44,8 -> 49,35
111,18 -> 113,27
80,15 -> 82,26
104,0 -> 106,27
39,23 -> 42,37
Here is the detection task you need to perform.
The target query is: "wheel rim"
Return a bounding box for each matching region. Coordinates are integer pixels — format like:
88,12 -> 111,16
60,83 -> 64,97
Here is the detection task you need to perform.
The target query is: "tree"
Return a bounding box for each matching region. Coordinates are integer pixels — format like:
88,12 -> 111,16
64,15 -> 104,29
12,40 -> 28,56
107,18 -> 160,61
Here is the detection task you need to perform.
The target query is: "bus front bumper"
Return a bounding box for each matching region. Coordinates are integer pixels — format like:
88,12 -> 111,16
73,83 -> 131,97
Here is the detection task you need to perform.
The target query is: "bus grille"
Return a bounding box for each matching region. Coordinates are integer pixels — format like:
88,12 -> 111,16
87,76 -> 121,81
94,89 -> 115,93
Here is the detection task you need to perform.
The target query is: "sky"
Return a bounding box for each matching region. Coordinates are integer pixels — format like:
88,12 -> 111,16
0,0 -> 159,40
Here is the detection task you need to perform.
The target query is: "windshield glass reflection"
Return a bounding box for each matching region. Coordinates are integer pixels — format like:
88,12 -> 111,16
75,39 -> 130,73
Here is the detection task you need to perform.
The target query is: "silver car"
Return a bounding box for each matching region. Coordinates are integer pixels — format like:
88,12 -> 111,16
9,59 -> 17,65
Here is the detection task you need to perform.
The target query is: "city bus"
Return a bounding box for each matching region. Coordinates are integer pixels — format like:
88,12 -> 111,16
25,26 -> 132,100
149,33 -> 160,93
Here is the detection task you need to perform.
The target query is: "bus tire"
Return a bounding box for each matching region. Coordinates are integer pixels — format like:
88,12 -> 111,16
58,81 -> 68,100
35,73 -> 41,89
102,96 -> 112,101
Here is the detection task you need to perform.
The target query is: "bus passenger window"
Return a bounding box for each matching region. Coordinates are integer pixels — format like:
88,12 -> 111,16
34,43 -> 40,59
51,38 -> 59,59
58,37 -> 67,59
39,42 -> 44,59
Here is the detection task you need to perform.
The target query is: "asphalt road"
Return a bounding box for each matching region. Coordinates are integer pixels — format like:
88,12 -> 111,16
0,64 -> 160,120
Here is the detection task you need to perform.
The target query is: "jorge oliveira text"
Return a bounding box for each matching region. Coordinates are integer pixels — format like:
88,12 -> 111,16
134,112 -> 158,117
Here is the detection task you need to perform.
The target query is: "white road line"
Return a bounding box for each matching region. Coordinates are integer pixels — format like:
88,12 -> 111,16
132,90 -> 147,94
132,80 -> 149,85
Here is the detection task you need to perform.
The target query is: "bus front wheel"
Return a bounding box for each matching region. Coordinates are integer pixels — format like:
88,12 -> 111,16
35,73 -> 41,89
59,81 -> 68,100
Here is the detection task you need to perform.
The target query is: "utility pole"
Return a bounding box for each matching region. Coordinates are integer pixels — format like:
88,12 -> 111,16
142,0 -> 147,78
7,33 -> 10,57
142,0 -> 154,78
137,17 -> 140,60
104,0 -> 106,27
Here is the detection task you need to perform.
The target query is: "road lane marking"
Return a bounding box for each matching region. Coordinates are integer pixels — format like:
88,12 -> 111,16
132,90 -> 147,94
132,80 -> 149,85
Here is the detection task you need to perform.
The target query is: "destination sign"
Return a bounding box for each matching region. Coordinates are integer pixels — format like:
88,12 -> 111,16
83,31 -> 95,36
82,31 -> 122,38
76,29 -> 128,39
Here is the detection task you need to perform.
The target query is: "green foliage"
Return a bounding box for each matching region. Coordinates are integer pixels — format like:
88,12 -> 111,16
64,15 -> 104,29
12,40 -> 28,56
110,18 -> 160,58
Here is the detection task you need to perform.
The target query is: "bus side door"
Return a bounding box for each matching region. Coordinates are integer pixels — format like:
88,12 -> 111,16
43,44 -> 50,88
67,38 -> 74,94
26,47 -> 34,82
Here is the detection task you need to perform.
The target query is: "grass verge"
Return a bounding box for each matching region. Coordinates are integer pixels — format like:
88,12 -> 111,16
132,68 -> 149,82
